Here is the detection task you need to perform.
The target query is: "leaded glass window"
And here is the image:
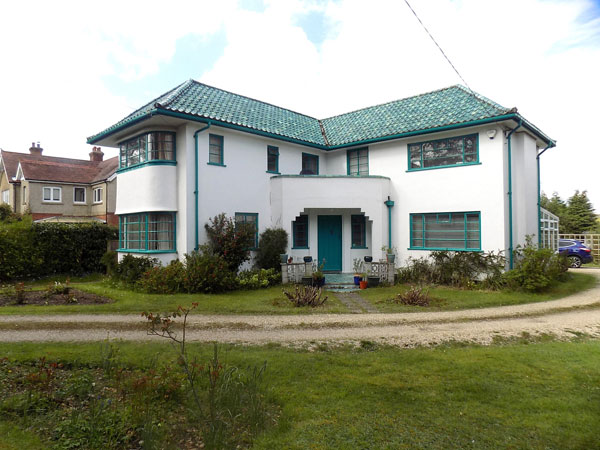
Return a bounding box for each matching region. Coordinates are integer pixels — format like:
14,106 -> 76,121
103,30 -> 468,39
235,212 -> 258,249
351,215 -> 366,248
119,132 -> 176,169
119,212 -> 176,252
408,134 -> 478,170
410,212 -> 481,251
347,148 -> 369,175
209,134 -> 224,165
293,215 -> 309,248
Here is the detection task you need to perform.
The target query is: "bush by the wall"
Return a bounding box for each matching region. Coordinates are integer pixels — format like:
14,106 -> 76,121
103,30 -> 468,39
237,268 -> 280,289
100,250 -> 118,276
503,239 -> 569,292
183,251 -> 237,293
204,213 -> 255,273
137,260 -> 186,294
255,228 -> 288,271
0,221 -> 116,281
0,203 -> 13,222
113,254 -> 157,287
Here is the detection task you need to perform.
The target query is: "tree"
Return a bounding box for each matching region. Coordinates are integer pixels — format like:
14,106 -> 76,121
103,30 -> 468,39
255,228 -> 288,271
565,190 -> 596,233
204,213 -> 255,272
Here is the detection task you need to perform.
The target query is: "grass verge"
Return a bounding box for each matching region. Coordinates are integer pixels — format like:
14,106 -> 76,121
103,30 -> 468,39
360,272 -> 597,312
1,338 -> 599,449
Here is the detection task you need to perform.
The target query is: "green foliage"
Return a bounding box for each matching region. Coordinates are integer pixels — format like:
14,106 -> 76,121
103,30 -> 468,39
255,228 -> 288,271
114,254 -> 157,287
0,221 -> 116,281
504,238 -> 570,292
237,268 -> 280,290
541,190 -> 597,233
138,260 -> 186,294
0,203 -> 13,222
204,213 -> 255,272
183,250 -> 237,294
283,285 -> 328,307
397,250 -> 505,289
100,251 -> 118,276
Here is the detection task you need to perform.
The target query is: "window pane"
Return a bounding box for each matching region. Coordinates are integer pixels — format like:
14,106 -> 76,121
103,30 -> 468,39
52,188 -> 61,201
351,215 -> 365,247
74,188 -> 85,202
302,154 -> 318,175
43,188 -> 51,201
409,134 -> 478,170
209,135 -> 223,164
293,215 -> 308,248
411,212 -> 480,251
267,146 -> 278,172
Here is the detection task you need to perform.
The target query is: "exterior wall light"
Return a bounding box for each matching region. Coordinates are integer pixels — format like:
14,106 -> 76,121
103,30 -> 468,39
487,129 -> 497,139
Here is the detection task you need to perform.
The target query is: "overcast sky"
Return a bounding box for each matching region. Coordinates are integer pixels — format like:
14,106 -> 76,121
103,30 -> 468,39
1,0 -> 598,209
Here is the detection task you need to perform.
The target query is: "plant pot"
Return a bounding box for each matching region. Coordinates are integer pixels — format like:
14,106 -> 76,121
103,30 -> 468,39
367,276 -> 380,287
280,254 -> 288,264
359,280 -> 368,289
312,277 -> 325,288
303,256 -> 313,263
353,275 -> 361,285
301,276 -> 313,286
364,256 -> 373,262
386,254 -> 395,263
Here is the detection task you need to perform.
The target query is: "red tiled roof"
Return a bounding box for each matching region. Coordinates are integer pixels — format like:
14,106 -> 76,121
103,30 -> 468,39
0,150 -> 117,184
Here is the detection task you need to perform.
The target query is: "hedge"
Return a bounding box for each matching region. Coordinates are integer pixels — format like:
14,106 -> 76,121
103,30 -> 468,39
0,220 -> 117,281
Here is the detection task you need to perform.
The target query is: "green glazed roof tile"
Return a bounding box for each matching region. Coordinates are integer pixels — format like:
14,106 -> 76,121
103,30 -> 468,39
88,81 -> 549,148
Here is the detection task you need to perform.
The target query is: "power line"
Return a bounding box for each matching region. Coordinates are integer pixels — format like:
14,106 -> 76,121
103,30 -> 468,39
403,0 -> 472,91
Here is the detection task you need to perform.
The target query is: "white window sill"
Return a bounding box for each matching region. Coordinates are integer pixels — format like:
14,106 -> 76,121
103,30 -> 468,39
42,201 -> 63,204
73,202 -> 87,205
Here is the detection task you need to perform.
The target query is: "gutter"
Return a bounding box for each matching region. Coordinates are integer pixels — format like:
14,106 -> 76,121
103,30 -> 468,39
193,122 -> 211,250
506,119 -> 522,270
536,141 -> 556,246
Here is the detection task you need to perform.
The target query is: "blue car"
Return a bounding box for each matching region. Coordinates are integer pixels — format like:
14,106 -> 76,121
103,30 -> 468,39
558,239 -> 594,268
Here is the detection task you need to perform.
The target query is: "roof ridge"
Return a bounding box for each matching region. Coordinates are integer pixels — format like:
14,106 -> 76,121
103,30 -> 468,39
453,85 -> 511,114
155,79 -> 195,108
321,85 -> 462,122
183,79 -> 321,121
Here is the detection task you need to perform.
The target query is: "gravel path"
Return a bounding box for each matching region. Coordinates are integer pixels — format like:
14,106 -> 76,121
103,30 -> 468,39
1,269 -> 598,347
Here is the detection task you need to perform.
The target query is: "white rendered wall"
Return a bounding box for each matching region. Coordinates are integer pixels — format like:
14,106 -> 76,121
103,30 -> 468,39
511,132 -> 539,248
116,165 -> 177,215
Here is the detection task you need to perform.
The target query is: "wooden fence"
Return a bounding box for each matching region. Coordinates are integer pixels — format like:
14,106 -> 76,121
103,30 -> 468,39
559,234 -> 600,261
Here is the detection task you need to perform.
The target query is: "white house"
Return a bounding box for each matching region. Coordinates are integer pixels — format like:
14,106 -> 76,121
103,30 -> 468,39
88,80 -> 555,271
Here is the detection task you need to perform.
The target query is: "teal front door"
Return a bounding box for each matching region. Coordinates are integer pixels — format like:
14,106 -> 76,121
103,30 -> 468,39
318,215 -> 342,272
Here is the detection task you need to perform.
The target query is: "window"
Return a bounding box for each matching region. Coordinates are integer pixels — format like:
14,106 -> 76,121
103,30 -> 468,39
347,147 -> 369,175
119,131 -> 175,169
235,212 -> 258,249
292,215 -> 309,248
1,190 -> 8,204
267,146 -> 279,173
22,186 -> 26,205
408,134 -> 478,170
301,153 -> 318,175
351,215 -> 367,248
93,187 -> 103,204
410,212 -> 481,251
119,212 -> 176,252
208,134 -> 224,166
43,186 -> 61,203
73,187 -> 86,203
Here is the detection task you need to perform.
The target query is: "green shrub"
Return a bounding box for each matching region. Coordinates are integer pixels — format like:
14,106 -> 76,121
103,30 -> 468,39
0,203 -> 13,222
204,213 -> 255,272
183,250 -> 237,293
504,238 -> 569,292
397,250 -> 505,289
114,254 -> 157,286
255,228 -> 288,271
0,219 -> 41,280
237,268 -> 280,289
137,260 -> 186,294
100,250 -> 118,276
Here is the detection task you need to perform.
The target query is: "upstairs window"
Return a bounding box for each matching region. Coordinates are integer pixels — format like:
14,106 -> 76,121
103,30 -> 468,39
267,145 -> 279,173
408,134 -> 478,170
292,215 -> 309,248
93,187 -> 103,204
119,131 -> 175,169
22,186 -> 26,205
209,134 -> 224,166
347,147 -> 369,175
301,153 -> 319,175
410,212 -> 481,251
1,190 -> 8,204
43,186 -> 61,203
73,187 -> 86,204
235,212 -> 258,249
351,215 -> 367,248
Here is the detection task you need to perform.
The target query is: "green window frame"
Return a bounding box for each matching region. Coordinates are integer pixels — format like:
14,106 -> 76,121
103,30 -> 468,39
409,211 -> 481,251
235,212 -> 258,250
208,134 -> 225,166
301,153 -> 319,175
408,134 -> 478,171
119,212 -> 176,253
292,215 -> 309,249
118,131 -> 176,171
267,145 -> 279,174
347,147 -> 369,175
351,215 -> 367,248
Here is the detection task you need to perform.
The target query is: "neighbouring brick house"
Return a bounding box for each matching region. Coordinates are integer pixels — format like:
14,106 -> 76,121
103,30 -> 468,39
0,143 -> 118,225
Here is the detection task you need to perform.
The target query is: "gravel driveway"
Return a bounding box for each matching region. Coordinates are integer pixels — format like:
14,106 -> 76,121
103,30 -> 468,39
1,269 -> 598,347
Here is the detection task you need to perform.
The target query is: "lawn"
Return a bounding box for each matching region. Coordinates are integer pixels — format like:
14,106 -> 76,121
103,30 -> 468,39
1,338 -> 599,448
359,272 -> 598,312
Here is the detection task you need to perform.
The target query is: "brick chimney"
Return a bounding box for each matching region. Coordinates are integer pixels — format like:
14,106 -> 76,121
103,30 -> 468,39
29,142 -> 43,156
89,146 -> 104,162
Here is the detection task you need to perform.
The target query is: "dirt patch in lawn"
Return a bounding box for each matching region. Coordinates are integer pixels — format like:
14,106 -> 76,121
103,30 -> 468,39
0,289 -> 113,307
